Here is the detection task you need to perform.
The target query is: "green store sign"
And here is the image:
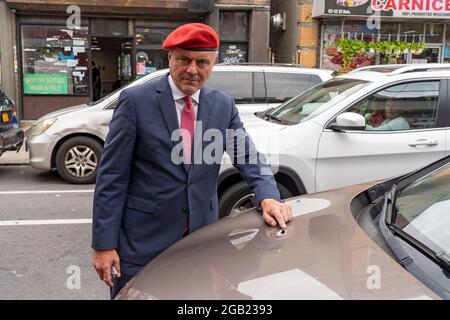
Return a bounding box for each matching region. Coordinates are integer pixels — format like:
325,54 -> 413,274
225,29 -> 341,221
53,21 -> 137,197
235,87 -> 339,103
23,74 -> 69,95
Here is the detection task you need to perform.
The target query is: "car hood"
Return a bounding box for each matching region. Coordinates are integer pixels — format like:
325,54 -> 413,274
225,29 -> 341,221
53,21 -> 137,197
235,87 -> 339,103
241,113 -> 287,135
35,104 -> 91,122
118,183 -> 440,300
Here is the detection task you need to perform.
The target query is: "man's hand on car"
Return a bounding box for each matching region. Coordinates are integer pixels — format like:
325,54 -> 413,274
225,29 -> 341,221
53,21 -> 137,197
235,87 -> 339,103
260,198 -> 292,229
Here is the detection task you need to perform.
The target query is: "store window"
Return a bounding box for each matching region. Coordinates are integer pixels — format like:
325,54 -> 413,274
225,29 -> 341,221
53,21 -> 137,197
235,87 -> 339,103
400,24 -> 424,42
322,23 -> 376,72
424,23 -> 444,44
444,25 -> 450,63
135,28 -> 172,78
380,23 -> 399,41
219,11 -> 249,63
21,25 -> 89,95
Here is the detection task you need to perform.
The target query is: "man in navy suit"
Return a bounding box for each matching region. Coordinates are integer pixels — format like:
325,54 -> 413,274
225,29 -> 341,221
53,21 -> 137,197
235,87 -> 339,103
91,23 -> 292,298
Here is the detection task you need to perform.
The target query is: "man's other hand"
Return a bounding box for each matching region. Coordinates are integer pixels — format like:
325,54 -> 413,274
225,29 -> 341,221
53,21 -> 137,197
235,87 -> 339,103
260,198 -> 292,229
92,249 -> 121,287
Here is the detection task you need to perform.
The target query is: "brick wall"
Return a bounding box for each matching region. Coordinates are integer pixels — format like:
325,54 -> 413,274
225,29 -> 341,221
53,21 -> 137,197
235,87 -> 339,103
298,3 -> 320,68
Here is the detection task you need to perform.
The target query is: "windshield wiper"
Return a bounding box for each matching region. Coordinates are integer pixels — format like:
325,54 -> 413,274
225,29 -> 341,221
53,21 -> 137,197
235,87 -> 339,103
387,223 -> 450,272
385,184 -> 450,272
385,184 -> 398,224
264,113 -> 283,123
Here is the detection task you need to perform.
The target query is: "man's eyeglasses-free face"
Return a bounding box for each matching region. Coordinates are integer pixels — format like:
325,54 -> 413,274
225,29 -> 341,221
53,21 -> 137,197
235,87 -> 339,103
174,56 -> 214,69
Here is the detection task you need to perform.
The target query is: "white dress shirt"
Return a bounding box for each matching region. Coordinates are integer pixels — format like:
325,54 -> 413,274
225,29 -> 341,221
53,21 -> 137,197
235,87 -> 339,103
168,75 -> 200,126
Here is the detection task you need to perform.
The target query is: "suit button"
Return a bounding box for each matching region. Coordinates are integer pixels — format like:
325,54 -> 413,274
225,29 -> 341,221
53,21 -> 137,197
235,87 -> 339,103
183,208 -> 188,215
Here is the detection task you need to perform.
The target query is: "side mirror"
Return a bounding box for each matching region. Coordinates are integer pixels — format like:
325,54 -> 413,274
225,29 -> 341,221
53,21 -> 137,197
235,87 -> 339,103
329,112 -> 366,132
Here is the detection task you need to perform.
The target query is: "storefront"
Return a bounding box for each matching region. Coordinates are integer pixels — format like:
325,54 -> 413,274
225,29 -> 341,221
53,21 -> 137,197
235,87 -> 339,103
12,2 -> 207,120
2,0 -> 271,120
313,0 -> 450,72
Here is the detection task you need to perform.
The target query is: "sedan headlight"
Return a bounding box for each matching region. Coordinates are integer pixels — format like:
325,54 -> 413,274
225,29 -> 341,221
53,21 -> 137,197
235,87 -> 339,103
30,118 -> 57,136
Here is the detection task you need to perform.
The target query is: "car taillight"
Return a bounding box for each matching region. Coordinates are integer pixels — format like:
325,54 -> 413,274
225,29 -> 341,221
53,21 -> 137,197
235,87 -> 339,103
11,99 -> 16,116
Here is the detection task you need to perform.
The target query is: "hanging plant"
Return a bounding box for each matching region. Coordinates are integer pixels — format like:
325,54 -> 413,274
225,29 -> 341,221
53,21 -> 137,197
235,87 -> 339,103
335,38 -> 367,72
333,39 -> 427,73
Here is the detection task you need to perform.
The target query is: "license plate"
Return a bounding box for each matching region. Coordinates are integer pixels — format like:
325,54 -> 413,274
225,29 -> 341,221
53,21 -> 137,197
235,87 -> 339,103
1,112 -> 9,123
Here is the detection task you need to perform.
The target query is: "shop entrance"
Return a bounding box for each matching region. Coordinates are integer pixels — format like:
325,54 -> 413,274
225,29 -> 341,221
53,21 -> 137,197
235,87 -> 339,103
91,37 -> 133,99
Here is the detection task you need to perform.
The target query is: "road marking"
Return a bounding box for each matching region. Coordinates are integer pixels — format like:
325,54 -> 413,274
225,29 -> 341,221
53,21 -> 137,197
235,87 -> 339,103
0,219 -> 92,226
0,190 -> 94,195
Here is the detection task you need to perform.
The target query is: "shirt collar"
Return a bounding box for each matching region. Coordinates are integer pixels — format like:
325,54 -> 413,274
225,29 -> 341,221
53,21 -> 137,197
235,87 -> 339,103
168,74 -> 200,104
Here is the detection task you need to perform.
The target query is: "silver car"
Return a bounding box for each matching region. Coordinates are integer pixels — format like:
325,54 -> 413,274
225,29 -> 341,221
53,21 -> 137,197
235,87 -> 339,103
116,155 -> 450,300
27,65 -> 331,184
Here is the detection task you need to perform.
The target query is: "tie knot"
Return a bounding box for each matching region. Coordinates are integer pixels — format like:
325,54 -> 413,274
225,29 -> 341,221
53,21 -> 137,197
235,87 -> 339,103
183,95 -> 193,109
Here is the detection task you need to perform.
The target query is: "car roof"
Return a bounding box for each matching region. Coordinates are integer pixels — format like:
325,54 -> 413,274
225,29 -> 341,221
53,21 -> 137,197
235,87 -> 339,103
340,65 -> 450,83
213,64 -> 333,78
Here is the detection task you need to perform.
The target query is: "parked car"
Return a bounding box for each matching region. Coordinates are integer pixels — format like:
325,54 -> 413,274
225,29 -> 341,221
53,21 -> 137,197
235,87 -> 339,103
218,64 -> 450,217
0,86 -> 23,157
116,155 -> 450,300
26,64 -> 331,184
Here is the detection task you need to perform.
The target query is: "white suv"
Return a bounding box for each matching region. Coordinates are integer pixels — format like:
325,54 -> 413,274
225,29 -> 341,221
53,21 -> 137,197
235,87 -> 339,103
27,64 -> 331,184
218,64 -> 450,217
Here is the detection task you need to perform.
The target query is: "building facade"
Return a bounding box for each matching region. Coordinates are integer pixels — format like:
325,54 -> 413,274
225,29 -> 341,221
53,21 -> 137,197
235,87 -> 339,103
314,0 -> 450,72
269,0 -> 320,67
0,0 -> 270,120
271,0 -> 450,70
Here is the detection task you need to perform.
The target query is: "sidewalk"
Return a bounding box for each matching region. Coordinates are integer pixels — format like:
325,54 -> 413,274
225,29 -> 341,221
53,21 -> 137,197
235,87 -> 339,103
0,122 -> 32,165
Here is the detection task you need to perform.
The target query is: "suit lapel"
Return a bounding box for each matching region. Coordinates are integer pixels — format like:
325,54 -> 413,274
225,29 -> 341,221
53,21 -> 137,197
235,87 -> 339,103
156,76 -> 191,173
192,87 -> 212,168
156,76 -> 179,149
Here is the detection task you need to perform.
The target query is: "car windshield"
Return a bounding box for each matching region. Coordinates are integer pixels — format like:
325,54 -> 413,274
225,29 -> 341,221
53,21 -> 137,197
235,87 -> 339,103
394,162 -> 450,255
88,87 -> 122,106
265,78 -> 369,125
88,73 -> 166,106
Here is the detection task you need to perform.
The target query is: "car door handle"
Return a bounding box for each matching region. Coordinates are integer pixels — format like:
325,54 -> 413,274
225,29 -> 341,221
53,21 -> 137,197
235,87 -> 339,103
409,139 -> 439,147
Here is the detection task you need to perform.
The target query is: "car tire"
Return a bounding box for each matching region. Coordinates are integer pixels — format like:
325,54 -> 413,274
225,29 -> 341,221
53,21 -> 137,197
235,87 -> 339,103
219,181 -> 293,219
55,136 -> 102,184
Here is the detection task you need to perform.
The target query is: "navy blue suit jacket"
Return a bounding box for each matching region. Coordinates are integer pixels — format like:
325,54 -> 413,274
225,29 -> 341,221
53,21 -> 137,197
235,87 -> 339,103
91,75 -> 280,265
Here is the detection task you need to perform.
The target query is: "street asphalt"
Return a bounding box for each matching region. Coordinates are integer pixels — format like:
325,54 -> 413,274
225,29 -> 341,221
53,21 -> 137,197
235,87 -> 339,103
0,165 -> 109,300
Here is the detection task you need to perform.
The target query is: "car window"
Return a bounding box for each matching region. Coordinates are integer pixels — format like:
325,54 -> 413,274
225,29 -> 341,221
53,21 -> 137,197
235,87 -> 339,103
206,71 -> 253,104
395,162 -> 450,255
265,73 -> 314,103
347,81 -> 441,131
105,75 -> 165,109
268,78 -> 369,125
309,75 -> 323,87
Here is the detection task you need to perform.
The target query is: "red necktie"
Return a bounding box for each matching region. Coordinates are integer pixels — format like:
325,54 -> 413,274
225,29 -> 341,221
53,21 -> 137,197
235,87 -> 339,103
180,96 -> 195,236
180,96 -> 195,166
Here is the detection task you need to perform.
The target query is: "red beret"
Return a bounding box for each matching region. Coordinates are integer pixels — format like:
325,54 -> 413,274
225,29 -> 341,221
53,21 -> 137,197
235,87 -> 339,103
163,23 -> 220,51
